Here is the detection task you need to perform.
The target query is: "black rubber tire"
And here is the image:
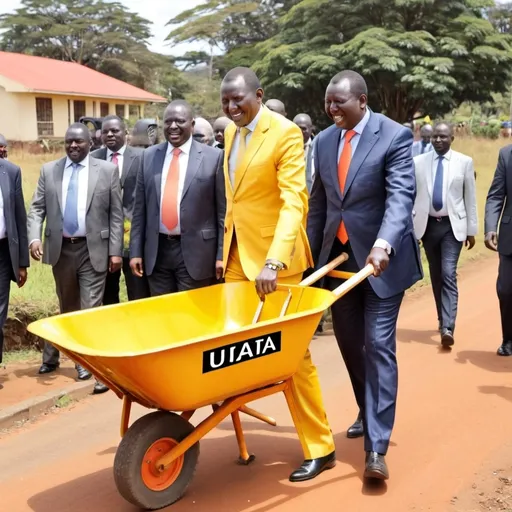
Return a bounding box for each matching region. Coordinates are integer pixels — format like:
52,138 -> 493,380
113,411 -> 199,510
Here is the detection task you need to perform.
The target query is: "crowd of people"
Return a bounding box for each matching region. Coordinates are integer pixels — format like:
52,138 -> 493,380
0,66 -> 511,484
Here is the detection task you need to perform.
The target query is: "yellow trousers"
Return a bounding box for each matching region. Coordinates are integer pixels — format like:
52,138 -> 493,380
225,242 -> 335,459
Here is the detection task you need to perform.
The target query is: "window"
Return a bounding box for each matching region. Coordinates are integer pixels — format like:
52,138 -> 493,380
35,98 -> 54,137
129,105 -> 140,118
93,101 -> 97,117
115,104 -> 125,118
73,100 -> 86,122
100,102 -> 109,117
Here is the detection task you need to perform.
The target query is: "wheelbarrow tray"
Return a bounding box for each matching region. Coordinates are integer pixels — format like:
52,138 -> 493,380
28,281 -> 334,411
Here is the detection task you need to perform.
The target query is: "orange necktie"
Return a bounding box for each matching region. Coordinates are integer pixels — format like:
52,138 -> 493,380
337,130 -> 357,244
161,147 -> 182,231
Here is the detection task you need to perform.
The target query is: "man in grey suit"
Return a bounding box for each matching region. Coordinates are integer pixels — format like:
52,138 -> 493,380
28,123 -> 123,392
412,124 -> 434,157
413,122 -> 477,347
293,113 -> 316,194
0,157 -> 29,363
130,100 -> 225,295
92,115 -> 150,304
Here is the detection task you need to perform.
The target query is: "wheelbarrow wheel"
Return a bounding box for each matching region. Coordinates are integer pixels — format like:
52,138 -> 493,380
114,411 -> 199,510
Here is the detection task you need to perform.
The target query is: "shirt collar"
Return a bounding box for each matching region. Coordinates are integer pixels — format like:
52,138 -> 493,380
304,138 -> 312,149
107,144 -> 126,158
243,106 -> 263,134
436,149 -> 452,161
65,155 -> 89,169
167,136 -> 193,156
341,108 -> 370,139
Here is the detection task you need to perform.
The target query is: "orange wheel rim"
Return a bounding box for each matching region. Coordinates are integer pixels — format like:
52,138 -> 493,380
141,437 -> 183,491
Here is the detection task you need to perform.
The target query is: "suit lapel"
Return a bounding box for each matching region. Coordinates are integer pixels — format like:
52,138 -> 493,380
54,158 -> 66,214
426,152 -> 435,199
86,158 -> 100,213
153,142 -> 167,208
224,124 -> 236,195
447,151 -> 456,192
343,112 -> 380,198
121,146 -> 135,187
0,163 -> 10,219
181,140 -> 202,200
326,128 -> 343,202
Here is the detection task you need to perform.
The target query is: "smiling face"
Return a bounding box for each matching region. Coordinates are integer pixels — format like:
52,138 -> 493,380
65,126 -> 90,163
325,78 -> 367,130
101,119 -> 125,152
432,124 -> 453,155
163,104 -> 194,147
221,76 -> 263,128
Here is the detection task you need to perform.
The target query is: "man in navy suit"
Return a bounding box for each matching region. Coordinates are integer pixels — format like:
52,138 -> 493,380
307,70 -> 422,480
0,157 -> 29,363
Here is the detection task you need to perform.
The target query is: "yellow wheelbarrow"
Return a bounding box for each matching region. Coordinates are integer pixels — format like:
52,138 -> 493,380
28,255 -> 373,510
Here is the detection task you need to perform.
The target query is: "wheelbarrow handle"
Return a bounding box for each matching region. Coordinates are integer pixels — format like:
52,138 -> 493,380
299,253 -> 349,287
252,285 -> 293,324
330,264 -> 375,300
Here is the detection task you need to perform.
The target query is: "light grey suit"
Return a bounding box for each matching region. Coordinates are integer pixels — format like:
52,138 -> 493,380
27,155 -> 123,366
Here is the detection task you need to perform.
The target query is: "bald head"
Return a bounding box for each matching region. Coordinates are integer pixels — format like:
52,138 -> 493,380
0,133 -> 7,159
420,124 -> 433,143
266,99 -> 286,117
193,117 -> 214,146
222,67 -> 261,92
213,116 -> 231,146
330,70 -> 368,98
163,100 -> 195,147
293,113 -> 313,144
0,134 -> 7,147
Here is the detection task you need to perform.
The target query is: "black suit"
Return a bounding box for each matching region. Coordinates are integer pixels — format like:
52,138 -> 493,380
0,159 -> 29,362
485,145 -> 512,342
91,146 -> 150,302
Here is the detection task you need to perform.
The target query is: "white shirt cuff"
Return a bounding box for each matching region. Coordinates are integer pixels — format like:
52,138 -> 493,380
373,238 -> 392,255
29,239 -> 41,246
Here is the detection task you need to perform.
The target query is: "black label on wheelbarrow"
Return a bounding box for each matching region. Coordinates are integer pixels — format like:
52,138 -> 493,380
202,331 -> 282,373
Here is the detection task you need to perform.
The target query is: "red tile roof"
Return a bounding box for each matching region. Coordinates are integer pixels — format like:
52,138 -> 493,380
0,51 -> 167,102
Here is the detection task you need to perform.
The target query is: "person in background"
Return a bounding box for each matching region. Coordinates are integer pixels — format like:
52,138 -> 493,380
412,124 -> 434,157
0,134 -> 8,159
91,129 -> 103,151
403,122 -> 414,133
92,115 -> 150,304
131,120 -> 159,148
265,99 -> 287,117
27,123 -> 123,393
293,113 -> 316,195
193,117 -> 215,146
213,116 -> 231,150
0,155 -> 29,365
413,122 -> 477,348
484,143 -> 512,356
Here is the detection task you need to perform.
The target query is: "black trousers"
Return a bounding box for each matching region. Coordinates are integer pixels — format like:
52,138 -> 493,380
103,256 -> 150,305
0,239 -> 12,364
147,235 -> 213,296
498,253 -> 512,342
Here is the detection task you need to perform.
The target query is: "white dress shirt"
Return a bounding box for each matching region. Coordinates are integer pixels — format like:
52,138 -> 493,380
62,156 -> 89,238
228,106 -> 264,186
429,150 -> 451,217
305,138 -> 315,180
160,137 -> 192,235
0,184 -> 6,240
107,144 -> 126,178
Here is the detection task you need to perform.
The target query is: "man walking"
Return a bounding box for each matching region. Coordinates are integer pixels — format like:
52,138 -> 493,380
0,156 -> 29,364
265,99 -> 287,117
92,115 -> 150,303
412,124 -> 433,157
130,100 -> 225,295
293,113 -> 316,194
213,117 -> 231,150
28,123 -> 123,393
413,122 -> 477,347
485,144 -> 512,356
307,70 -> 422,480
220,67 -> 335,483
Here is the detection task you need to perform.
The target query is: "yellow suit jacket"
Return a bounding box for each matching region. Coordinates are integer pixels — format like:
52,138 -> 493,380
222,106 -> 314,280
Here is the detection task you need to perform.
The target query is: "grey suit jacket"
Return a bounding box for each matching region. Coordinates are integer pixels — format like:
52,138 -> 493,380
305,137 -> 317,195
130,139 -> 226,281
412,140 -> 433,158
91,145 -> 143,257
27,156 -> 124,273
0,159 -> 29,281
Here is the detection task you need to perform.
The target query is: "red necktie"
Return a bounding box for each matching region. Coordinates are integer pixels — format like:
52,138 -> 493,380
161,148 -> 182,231
111,152 -> 119,165
337,130 -> 357,244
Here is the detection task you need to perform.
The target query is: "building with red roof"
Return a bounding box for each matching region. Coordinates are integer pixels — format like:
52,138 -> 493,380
0,51 -> 167,141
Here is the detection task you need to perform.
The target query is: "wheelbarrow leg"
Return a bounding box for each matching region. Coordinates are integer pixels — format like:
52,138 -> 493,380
120,395 -> 132,437
231,410 -> 256,465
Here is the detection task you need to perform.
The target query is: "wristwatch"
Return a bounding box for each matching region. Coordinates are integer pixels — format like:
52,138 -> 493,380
265,260 -> 284,272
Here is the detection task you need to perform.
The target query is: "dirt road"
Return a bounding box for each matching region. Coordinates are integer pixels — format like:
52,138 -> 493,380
0,255 -> 510,512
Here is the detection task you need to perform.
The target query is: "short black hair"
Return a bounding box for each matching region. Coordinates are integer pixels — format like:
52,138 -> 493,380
433,121 -> 454,135
66,122 -> 91,140
222,67 -> 262,92
330,70 -> 368,98
102,115 -> 125,131
165,100 -> 194,119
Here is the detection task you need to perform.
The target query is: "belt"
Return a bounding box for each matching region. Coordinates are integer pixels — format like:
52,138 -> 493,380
63,237 -> 86,244
159,233 -> 181,240
429,216 -> 449,222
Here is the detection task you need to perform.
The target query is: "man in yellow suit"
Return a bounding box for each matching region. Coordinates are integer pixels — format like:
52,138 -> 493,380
218,67 -> 335,482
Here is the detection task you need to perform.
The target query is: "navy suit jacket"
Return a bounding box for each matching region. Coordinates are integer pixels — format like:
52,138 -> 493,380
0,159 -> 29,281
307,111 -> 423,299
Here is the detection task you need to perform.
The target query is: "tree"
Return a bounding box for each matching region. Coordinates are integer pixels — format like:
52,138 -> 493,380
253,0 -> 512,125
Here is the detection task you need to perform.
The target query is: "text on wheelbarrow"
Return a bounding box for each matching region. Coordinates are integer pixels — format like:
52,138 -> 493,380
202,331 -> 282,373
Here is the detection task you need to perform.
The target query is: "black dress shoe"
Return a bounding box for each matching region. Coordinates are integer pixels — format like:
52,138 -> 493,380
441,328 -> 454,348
364,451 -> 389,480
38,363 -> 59,375
347,413 -> 364,439
497,340 -> 512,356
289,451 -> 336,482
93,381 -> 109,394
76,365 -> 92,381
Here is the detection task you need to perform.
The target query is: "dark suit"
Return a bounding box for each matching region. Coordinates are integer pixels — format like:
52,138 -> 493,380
485,145 -> 512,343
307,111 -> 422,454
91,146 -> 150,303
0,160 -> 29,363
130,138 -> 225,295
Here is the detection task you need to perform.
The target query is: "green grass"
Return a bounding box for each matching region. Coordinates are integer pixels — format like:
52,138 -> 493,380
2,348 -> 41,364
